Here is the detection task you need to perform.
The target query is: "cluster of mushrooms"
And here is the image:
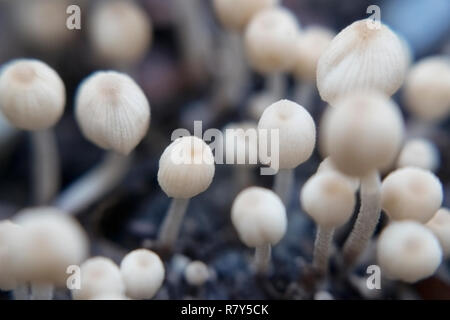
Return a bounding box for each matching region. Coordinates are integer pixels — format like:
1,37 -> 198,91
0,0 -> 449,300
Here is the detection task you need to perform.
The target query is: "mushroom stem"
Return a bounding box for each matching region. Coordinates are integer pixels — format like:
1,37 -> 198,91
30,282 -> 53,300
254,243 -> 271,274
53,152 -> 130,215
313,226 -> 334,275
294,82 -> 315,110
31,129 -> 60,205
266,73 -> 285,100
13,283 -> 29,300
157,198 -> 190,252
343,171 -> 381,267
273,168 -> 294,206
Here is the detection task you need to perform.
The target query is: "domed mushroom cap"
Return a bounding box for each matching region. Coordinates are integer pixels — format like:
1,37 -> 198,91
317,157 -> 359,192
396,138 -> 439,171
403,56 -> 450,122
301,171 -> 356,228
231,187 -> 287,248
244,7 -> 300,74
72,257 -> 125,300
258,99 -> 316,169
293,26 -> 335,83
377,221 -> 442,283
223,121 -> 258,166
120,249 -> 165,300
213,0 -> 278,31
75,71 -> 151,155
89,0 -> 152,67
426,208 -> 450,258
317,19 -> 409,103
0,220 -> 25,291
320,92 -> 404,177
0,59 -> 66,130
381,167 -> 442,223
184,260 -> 210,287
14,207 -> 89,286
158,136 -> 215,199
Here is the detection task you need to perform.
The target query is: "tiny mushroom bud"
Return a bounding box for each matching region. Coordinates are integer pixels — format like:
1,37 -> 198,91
89,0 -> 152,67
72,257 -> 125,300
426,208 -> 450,258
403,56 -> 450,122
377,221 -> 442,283
317,19 -> 409,103
381,167 -> 443,223
301,172 -> 356,274
75,71 -> 151,155
184,260 -> 210,287
0,221 -> 25,291
396,138 -> 440,171
258,99 -> 316,204
244,7 -> 300,74
213,0 -> 279,32
231,187 -> 287,273
0,59 -> 65,130
120,249 -> 165,300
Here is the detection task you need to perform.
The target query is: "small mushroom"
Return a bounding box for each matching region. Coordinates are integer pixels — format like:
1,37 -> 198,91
426,208 -> 450,258
396,138 -> 440,171
184,260 -> 210,287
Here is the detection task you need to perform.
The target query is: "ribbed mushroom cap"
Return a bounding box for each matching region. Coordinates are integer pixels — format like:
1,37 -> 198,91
317,19 -> 409,103
396,138 -> 439,171
377,221 -> 442,283
426,208 -> 450,258
0,59 -> 65,130
403,56 -> 450,122
293,26 -> 335,83
381,167 -> 443,223
223,121 -> 258,166
320,92 -> 404,177
120,249 -> 165,300
213,0 -> 278,31
258,99 -> 316,169
317,157 -> 359,192
0,220 -> 25,291
244,7 -> 300,74
75,71 -> 151,155
72,257 -> 125,300
14,207 -> 89,286
158,136 -> 215,199
184,260 -> 210,287
301,171 -> 356,228
89,0 -> 152,67
231,187 -> 287,248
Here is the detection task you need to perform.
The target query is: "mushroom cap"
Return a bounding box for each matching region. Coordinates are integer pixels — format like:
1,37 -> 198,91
14,207 -> 89,286
120,249 -> 165,300
90,293 -> 129,300
320,91 -> 404,176
213,0 -> 278,31
301,171 -> 356,228
158,136 -> 215,199
317,157 -> 360,192
244,7 -> 300,74
403,56 -> 450,122
89,0 -> 152,67
293,26 -> 335,83
184,260 -> 210,287
223,121 -> 258,166
426,208 -> 450,258
258,99 -> 316,169
231,186 -> 287,248
0,59 -> 66,130
72,257 -> 125,300
377,221 -> 442,283
317,19 -> 409,103
396,138 -> 439,172
75,71 -> 151,155
381,167 -> 443,223
0,220 -> 25,291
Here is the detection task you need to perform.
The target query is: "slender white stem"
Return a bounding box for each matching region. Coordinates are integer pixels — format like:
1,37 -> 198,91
273,168 -> 294,206
53,152 -> 130,215
313,226 -> 334,275
343,171 -> 381,267
254,243 -> 271,274
294,82 -> 315,110
13,283 -> 29,300
31,129 -> 60,205
157,198 -> 190,252
30,282 -> 53,300
266,73 -> 285,100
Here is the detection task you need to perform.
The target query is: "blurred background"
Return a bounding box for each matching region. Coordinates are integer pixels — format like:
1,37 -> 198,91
0,0 -> 449,299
